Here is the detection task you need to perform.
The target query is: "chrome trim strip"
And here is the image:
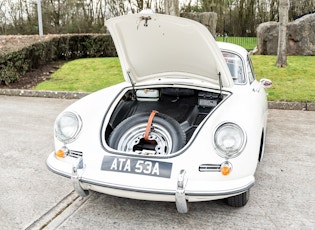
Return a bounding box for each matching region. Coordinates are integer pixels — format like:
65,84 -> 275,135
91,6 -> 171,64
175,170 -> 188,213
80,177 -> 255,197
68,150 -> 83,158
187,181 -> 255,196
71,157 -> 89,197
199,164 -> 221,172
81,178 -> 175,195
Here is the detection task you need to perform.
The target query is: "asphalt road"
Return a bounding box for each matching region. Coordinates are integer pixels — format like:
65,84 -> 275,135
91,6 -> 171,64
0,95 -> 314,230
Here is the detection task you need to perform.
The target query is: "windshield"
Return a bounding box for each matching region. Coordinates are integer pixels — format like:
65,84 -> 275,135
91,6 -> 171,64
221,51 -> 245,84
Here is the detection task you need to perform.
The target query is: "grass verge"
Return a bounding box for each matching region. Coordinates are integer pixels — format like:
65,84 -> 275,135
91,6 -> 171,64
34,58 -> 124,92
251,55 -> 315,102
34,56 -> 315,102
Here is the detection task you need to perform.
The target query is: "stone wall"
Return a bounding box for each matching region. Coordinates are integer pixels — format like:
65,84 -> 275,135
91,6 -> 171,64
256,13 -> 315,55
180,12 -> 217,38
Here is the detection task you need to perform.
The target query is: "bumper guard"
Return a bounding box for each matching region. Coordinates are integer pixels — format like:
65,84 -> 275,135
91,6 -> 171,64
71,157 -> 89,197
175,169 -> 188,213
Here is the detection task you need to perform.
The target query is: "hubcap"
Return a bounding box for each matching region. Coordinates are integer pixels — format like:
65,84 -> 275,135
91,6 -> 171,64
116,123 -> 173,155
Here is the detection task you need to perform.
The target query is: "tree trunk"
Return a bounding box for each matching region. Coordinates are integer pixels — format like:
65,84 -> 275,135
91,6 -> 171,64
165,0 -> 179,16
276,0 -> 289,67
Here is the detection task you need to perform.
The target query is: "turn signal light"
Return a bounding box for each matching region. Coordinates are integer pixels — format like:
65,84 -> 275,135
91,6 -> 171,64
220,162 -> 232,176
56,149 -> 65,158
55,146 -> 69,158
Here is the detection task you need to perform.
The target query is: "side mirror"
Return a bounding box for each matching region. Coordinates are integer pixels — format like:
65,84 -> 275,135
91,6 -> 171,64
260,78 -> 272,89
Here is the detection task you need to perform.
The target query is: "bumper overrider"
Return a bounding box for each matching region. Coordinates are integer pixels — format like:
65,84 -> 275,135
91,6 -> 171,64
46,153 -> 255,214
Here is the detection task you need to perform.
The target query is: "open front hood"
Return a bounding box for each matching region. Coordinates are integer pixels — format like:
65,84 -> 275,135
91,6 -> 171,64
106,12 -> 234,88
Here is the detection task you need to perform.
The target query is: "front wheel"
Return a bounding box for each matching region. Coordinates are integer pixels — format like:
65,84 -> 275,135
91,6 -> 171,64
225,190 -> 250,207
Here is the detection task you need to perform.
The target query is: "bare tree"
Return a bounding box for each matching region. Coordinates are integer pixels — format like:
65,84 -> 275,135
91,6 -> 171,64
2,0 -> 314,35
165,0 -> 179,16
0,0 -> 8,34
276,0 -> 290,67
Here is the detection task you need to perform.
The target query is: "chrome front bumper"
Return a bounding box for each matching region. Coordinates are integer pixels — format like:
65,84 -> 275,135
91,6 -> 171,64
69,157 -> 189,213
47,155 -> 255,214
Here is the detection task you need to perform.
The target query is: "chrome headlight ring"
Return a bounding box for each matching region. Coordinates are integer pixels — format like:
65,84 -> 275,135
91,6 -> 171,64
213,122 -> 246,159
55,111 -> 82,144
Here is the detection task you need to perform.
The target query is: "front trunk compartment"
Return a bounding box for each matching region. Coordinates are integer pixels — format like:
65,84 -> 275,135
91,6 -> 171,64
104,87 -> 226,155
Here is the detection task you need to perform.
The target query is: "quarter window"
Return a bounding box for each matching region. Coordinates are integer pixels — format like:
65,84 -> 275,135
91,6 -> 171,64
222,51 -> 245,84
247,55 -> 256,84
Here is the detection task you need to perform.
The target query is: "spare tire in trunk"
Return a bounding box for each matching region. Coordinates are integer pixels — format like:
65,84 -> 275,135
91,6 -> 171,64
108,112 -> 186,155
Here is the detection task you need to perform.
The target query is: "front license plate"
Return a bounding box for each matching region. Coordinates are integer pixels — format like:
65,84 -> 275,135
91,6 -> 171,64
101,156 -> 172,178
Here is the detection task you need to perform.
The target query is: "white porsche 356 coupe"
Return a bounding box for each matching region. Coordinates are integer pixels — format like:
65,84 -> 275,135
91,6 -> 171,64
46,12 -> 271,213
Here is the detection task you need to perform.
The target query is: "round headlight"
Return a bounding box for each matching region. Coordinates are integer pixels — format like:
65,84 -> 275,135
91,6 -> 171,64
214,123 -> 246,159
55,111 -> 82,144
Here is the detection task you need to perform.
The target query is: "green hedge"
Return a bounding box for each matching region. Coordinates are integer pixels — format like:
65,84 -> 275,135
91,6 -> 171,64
0,34 -> 117,85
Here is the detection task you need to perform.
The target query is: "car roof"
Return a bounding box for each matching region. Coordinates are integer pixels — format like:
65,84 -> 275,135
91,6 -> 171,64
216,42 -> 249,59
